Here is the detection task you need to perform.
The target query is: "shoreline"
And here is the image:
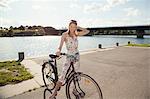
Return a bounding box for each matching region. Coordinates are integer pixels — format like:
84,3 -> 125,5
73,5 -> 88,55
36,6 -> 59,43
0,34 -> 150,38
0,44 -> 150,62
23,47 -> 117,60
1,45 -> 149,62
0,47 -> 116,62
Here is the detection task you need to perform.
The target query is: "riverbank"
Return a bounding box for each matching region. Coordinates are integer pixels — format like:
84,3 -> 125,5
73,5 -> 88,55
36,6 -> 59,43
1,25 -> 150,37
1,46 -> 149,99
127,43 -> 150,47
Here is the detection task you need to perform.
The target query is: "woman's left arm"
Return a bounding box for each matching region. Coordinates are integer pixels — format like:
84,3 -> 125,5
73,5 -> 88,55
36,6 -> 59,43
76,26 -> 90,36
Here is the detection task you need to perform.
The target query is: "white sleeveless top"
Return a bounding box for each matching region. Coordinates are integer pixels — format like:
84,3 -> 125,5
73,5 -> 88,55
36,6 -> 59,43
65,34 -> 79,62
65,34 -> 79,55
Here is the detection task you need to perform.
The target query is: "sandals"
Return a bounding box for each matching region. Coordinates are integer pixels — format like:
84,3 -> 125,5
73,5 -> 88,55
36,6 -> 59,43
49,91 -> 57,99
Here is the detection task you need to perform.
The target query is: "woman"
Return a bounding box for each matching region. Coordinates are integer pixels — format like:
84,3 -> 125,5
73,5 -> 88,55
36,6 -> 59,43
49,20 -> 90,99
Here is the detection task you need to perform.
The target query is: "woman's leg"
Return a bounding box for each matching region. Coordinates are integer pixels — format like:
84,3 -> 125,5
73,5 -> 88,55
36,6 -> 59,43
72,56 -> 80,95
49,81 -> 62,99
49,59 -> 70,99
74,60 -> 80,72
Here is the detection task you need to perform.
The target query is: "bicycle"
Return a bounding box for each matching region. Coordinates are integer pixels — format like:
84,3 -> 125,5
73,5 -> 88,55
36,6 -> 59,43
42,53 -> 103,99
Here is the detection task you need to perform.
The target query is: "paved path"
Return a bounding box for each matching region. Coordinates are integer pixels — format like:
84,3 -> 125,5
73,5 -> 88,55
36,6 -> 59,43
0,47 -> 114,99
2,46 -> 150,99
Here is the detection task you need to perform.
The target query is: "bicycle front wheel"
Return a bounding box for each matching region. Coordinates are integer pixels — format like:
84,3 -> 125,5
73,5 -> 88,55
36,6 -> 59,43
42,62 -> 56,90
44,88 -> 56,99
66,72 -> 103,99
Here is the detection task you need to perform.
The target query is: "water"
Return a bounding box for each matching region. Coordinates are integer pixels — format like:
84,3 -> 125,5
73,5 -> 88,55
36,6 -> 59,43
0,35 -> 150,61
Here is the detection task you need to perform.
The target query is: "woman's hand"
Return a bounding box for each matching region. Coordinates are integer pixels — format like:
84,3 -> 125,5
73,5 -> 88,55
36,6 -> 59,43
77,26 -> 82,30
56,49 -> 61,56
76,26 -> 90,36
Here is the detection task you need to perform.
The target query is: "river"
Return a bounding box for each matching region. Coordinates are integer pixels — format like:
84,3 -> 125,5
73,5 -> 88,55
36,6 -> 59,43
0,35 -> 150,61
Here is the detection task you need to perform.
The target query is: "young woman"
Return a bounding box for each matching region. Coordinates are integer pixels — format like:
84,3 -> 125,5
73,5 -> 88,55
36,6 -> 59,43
49,20 -> 90,99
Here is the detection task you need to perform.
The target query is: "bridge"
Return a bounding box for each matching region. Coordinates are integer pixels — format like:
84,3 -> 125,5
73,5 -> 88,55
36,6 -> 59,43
59,25 -> 150,38
87,25 -> 150,38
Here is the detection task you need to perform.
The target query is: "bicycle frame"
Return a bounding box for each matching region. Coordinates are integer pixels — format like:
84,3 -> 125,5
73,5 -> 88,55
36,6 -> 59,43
47,58 -> 59,83
48,58 -> 77,86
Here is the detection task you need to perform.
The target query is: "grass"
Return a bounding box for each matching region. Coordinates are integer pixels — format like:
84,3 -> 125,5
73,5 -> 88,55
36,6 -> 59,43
0,60 -> 33,86
126,43 -> 150,47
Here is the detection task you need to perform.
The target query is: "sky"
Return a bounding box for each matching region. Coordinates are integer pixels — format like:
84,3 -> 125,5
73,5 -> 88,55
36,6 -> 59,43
0,0 -> 150,29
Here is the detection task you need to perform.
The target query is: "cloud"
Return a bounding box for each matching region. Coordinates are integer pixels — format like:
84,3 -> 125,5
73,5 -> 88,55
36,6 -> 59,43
107,0 -> 130,6
69,3 -> 80,9
0,17 -> 14,27
83,3 -> 103,13
30,0 -> 75,1
83,0 -> 130,14
0,0 -> 8,7
0,0 -> 19,11
124,7 -> 141,17
0,0 -> 19,7
20,19 -> 34,26
30,0 -> 49,1
32,5 -> 42,10
79,17 -> 147,27
0,17 -> 36,27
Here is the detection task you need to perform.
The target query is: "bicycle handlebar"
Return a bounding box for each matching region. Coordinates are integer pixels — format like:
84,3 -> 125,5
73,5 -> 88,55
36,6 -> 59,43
49,53 -> 66,59
60,53 -> 66,56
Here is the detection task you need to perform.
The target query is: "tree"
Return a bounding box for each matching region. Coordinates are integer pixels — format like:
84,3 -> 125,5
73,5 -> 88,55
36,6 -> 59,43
0,27 -> 3,30
4,28 -> 8,30
13,27 -> 18,30
7,29 -> 14,37
9,26 -> 13,30
18,25 -> 25,30
28,26 -> 32,29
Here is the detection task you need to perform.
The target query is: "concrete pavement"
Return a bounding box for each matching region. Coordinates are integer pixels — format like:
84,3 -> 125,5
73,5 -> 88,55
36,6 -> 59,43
0,47 -> 115,99
1,46 -> 150,99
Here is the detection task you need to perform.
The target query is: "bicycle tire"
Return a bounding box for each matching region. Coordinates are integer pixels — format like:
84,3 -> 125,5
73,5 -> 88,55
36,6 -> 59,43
42,62 -> 56,90
66,72 -> 103,99
44,88 -> 56,99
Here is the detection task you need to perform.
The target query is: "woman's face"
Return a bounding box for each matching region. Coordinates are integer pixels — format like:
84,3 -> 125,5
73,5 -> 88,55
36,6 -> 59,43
69,23 -> 77,33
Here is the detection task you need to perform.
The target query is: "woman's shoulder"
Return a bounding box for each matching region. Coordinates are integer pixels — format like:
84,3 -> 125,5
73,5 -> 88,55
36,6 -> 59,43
62,32 -> 69,37
61,32 -> 69,40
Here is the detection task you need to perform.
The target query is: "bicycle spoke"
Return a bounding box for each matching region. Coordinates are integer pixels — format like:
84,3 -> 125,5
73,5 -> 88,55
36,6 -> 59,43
66,73 -> 103,99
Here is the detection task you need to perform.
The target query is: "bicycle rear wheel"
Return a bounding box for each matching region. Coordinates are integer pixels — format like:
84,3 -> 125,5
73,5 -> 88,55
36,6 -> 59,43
42,62 -> 56,90
66,72 -> 103,99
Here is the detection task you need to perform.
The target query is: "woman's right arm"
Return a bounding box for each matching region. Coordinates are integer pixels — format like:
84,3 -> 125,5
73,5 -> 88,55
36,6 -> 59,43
56,32 -> 66,55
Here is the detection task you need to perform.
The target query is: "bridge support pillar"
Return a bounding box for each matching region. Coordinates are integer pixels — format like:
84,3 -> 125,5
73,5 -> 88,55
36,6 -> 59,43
136,29 -> 144,38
